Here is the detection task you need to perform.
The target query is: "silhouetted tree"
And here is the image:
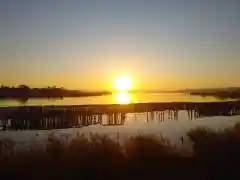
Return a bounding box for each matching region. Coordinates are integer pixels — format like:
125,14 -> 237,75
18,85 -> 30,89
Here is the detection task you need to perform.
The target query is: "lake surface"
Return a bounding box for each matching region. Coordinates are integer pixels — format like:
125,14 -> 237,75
0,92 -> 234,107
0,110 -> 239,150
0,92 -> 239,150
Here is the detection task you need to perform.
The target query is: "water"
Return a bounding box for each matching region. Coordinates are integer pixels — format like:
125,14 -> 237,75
0,110 -> 239,150
0,93 -> 239,149
0,92 -> 233,107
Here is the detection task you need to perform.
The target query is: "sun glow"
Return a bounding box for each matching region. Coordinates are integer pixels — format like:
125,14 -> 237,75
113,75 -> 132,91
115,92 -> 131,104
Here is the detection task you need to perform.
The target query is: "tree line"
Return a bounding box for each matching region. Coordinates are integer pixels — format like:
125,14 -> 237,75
0,84 -> 109,99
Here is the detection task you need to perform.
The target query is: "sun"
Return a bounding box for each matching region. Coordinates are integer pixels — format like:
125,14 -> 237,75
113,75 -> 132,91
115,92 -> 131,104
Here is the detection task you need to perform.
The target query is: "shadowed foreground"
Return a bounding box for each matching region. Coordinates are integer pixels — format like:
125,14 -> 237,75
1,124 -> 240,180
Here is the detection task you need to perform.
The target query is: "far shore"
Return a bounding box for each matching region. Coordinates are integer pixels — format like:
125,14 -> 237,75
0,92 -> 111,100
0,85 -> 111,100
1,85 -> 240,100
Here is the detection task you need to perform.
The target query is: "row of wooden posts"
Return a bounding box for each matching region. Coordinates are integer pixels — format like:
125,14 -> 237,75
0,106 -> 239,131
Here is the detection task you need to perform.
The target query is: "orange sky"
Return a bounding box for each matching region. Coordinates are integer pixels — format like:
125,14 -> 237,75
1,1 -> 239,90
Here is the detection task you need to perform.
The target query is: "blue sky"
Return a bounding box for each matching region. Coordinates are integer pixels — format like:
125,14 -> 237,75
0,0 -> 239,90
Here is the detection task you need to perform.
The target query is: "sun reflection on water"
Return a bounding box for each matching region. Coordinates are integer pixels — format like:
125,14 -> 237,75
115,92 -> 132,104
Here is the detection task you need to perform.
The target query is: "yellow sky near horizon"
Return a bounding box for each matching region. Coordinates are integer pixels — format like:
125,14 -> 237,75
1,1 -> 239,91
1,71 -> 240,91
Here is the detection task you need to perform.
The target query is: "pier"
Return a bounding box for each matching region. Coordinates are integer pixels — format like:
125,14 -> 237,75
0,101 -> 239,130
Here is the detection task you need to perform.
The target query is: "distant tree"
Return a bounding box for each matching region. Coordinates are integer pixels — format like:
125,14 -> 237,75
18,85 -> 30,89
0,84 -> 7,88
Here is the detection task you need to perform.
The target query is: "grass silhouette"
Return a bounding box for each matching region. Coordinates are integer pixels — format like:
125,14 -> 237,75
0,123 -> 240,179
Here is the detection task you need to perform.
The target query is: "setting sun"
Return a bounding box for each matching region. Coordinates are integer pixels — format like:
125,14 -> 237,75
113,75 -> 132,91
115,92 -> 131,104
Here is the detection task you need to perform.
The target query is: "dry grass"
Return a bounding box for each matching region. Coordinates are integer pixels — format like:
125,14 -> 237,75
0,123 -> 240,179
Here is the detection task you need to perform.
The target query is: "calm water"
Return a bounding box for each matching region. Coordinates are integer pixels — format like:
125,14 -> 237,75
0,93 -> 239,149
1,110 -> 239,150
0,92 -> 233,107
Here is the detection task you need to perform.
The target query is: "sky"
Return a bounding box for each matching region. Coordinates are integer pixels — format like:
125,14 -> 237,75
0,0 -> 239,90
